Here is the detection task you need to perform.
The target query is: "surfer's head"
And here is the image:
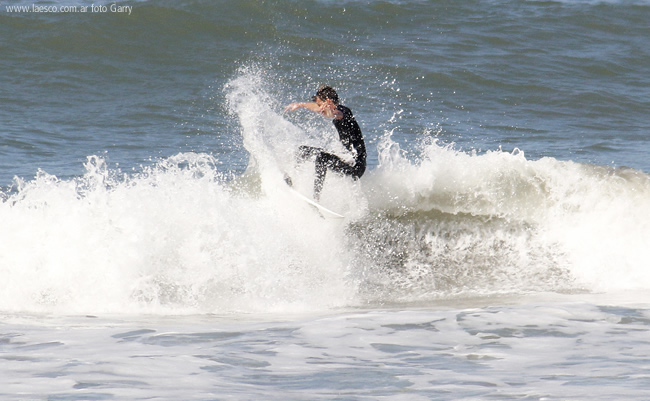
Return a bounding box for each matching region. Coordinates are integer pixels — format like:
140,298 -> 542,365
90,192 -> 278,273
312,85 -> 339,105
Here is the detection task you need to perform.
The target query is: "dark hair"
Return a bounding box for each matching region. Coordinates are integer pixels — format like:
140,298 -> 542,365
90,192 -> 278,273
312,85 -> 339,104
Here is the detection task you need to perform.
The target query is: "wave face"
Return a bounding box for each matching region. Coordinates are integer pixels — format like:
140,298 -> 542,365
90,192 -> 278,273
1,69 -> 649,314
354,138 -> 650,303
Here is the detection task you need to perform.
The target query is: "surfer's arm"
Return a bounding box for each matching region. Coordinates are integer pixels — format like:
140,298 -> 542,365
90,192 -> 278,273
284,102 -> 343,119
284,102 -> 318,113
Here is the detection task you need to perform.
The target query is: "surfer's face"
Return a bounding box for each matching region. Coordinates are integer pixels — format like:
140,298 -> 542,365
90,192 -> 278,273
315,97 -> 335,112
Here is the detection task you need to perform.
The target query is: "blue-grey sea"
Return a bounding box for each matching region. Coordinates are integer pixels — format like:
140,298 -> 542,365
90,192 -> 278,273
1,0 -> 650,400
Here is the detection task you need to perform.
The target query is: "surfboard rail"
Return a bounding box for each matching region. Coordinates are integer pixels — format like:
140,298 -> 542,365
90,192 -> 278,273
287,187 -> 345,219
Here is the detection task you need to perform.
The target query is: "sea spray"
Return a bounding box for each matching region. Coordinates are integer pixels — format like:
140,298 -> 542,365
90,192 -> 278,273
2,69 -> 650,314
0,152 -> 355,314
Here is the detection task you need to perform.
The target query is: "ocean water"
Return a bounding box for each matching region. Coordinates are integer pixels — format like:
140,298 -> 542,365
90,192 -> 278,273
1,0 -> 650,399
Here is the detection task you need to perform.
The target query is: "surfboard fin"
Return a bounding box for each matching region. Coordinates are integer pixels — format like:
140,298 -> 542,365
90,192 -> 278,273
283,174 -> 293,187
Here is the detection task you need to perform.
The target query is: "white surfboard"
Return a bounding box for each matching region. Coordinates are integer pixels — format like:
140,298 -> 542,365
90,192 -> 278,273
288,187 -> 345,219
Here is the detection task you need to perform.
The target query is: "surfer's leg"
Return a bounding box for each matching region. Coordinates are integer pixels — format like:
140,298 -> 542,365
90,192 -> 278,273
298,146 -> 358,200
297,146 -> 323,162
313,152 -> 329,201
313,152 -> 356,201
297,146 -> 329,200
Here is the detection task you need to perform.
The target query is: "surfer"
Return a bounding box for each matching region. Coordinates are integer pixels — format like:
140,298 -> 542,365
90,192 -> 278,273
284,85 -> 366,201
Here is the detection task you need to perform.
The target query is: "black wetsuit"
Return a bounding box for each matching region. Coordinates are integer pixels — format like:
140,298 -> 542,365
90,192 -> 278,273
298,105 -> 366,200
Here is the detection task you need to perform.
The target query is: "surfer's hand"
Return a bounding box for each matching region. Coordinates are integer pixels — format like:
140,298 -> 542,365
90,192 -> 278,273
318,102 -> 328,115
284,102 -> 301,113
318,101 -> 338,118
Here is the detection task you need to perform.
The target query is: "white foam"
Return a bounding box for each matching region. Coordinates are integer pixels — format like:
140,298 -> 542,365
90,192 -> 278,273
0,153 -> 356,314
366,133 -> 650,295
2,69 -> 649,315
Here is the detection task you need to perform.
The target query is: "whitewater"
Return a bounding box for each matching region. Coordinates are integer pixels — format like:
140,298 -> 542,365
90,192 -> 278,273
1,69 -> 648,316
